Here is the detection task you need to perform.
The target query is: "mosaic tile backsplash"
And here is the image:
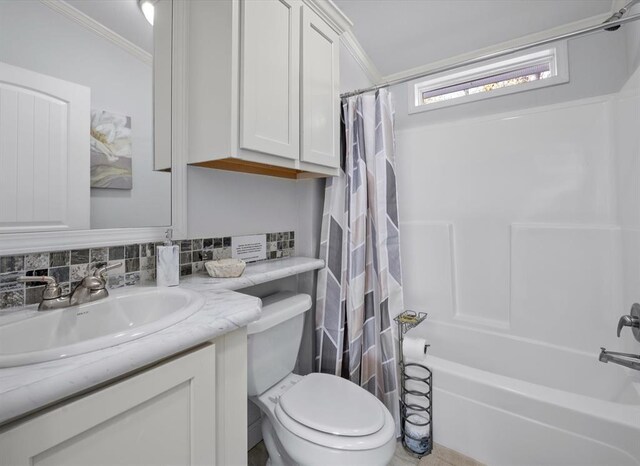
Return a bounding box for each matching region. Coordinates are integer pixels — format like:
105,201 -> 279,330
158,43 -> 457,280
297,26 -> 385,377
0,231 -> 295,310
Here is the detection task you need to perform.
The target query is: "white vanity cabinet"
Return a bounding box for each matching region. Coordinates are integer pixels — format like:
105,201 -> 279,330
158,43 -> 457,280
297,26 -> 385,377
0,329 -> 248,466
187,0 -> 345,179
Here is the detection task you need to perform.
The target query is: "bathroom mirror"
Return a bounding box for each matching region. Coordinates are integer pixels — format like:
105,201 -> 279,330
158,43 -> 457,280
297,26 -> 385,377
0,0 -> 172,233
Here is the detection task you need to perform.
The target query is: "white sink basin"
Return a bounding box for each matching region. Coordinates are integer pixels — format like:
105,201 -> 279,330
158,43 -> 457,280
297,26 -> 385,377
0,287 -> 204,368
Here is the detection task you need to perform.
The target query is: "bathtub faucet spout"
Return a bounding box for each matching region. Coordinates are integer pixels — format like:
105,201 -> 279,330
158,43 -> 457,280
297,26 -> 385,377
599,347 -> 640,371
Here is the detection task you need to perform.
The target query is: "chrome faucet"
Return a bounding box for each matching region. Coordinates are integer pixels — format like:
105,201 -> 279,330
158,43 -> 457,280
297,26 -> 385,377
599,347 -> 640,371
69,263 -> 121,305
16,275 -> 69,311
18,263 -> 121,311
598,303 -> 640,372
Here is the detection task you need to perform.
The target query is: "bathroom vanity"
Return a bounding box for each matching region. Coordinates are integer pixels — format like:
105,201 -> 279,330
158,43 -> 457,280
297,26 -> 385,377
0,290 -> 258,465
0,343 -> 222,465
0,258 -> 324,465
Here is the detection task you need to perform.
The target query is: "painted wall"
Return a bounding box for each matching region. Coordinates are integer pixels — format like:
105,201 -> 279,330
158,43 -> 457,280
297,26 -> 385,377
393,31 -> 635,355
0,1 -> 171,229
339,41 -> 374,93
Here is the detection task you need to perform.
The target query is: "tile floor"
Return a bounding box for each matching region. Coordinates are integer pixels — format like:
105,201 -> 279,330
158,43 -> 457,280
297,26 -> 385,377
248,440 -> 484,466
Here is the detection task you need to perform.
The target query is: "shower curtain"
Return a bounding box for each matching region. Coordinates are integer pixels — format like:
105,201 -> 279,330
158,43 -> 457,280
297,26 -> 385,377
315,88 -> 403,435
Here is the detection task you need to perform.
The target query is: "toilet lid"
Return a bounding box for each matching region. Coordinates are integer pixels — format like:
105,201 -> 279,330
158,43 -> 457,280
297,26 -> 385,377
278,373 -> 386,437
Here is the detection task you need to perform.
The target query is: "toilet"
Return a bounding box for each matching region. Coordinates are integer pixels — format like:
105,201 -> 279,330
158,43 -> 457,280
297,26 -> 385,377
247,291 -> 397,466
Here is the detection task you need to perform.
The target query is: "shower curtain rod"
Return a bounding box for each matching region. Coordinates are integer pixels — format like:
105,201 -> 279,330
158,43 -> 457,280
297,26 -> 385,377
340,12 -> 640,99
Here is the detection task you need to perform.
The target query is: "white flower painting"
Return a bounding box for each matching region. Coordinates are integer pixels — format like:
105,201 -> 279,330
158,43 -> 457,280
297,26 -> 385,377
90,110 -> 132,189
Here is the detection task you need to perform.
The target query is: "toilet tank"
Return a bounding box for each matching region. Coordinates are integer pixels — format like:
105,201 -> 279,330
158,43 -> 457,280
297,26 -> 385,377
247,291 -> 312,397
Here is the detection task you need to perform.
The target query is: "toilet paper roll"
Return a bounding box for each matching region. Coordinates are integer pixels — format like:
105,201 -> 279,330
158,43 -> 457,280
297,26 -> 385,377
403,336 -> 428,360
405,413 -> 430,438
404,413 -> 430,454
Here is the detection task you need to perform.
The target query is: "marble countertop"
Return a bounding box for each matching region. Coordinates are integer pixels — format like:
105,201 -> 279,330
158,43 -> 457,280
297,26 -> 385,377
0,256 -> 324,426
179,256 -> 325,291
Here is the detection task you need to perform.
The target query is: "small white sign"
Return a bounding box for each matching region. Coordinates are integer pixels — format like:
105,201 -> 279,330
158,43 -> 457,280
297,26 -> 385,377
232,234 -> 266,262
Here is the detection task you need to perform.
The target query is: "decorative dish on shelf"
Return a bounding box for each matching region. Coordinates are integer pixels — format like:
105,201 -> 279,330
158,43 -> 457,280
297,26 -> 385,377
205,258 -> 246,278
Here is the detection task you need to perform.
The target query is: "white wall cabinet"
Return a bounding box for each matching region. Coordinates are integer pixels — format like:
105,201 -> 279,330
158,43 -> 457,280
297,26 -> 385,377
301,6 -> 340,168
0,328 -> 248,466
240,0 -> 300,161
188,0 -> 346,179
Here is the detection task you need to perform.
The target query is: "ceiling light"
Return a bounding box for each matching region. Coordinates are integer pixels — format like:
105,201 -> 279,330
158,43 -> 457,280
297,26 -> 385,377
137,0 -> 157,26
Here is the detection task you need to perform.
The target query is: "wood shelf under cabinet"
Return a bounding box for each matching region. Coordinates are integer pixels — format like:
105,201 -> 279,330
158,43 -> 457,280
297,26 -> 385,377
191,159 -> 332,180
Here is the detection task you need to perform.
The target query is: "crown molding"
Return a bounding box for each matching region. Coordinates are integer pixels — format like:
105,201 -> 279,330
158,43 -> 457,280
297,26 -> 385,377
302,0 -> 353,34
340,31 -> 382,84
302,0 -> 382,86
40,0 -> 152,66
380,11 -> 615,85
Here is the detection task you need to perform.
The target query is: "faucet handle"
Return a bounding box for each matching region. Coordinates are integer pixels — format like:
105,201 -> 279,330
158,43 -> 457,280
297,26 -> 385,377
88,262 -> 122,289
617,315 -> 640,337
17,276 -> 62,299
93,262 -> 123,278
17,275 -> 57,286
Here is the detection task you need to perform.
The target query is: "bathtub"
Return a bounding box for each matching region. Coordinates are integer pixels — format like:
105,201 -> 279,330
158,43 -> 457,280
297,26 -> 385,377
406,320 -> 640,466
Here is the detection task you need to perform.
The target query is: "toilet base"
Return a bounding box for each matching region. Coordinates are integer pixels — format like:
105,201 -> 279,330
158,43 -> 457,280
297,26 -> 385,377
259,404 -> 396,466
261,415 -> 291,466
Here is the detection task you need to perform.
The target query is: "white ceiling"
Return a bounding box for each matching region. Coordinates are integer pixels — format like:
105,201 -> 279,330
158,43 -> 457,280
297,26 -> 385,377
333,0 -> 615,77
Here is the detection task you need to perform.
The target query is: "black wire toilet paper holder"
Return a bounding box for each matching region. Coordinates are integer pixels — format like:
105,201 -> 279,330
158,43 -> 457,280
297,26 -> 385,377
394,310 -> 432,458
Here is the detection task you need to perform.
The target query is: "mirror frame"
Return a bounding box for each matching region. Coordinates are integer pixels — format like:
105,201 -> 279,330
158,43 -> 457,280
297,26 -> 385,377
0,0 -> 187,255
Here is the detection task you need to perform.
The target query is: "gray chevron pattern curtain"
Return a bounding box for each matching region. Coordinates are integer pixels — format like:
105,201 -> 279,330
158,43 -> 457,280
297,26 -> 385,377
315,88 -> 404,435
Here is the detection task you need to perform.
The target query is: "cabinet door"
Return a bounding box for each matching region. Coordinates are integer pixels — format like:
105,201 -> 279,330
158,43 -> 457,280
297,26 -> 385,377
0,61 -> 90,233
0,345 -> 216,466
240,0 -> 300,160
300,7 -> 340,168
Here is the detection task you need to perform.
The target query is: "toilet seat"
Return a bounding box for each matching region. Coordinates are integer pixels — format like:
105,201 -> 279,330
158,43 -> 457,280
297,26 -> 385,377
279,373 -> 385,436
272,373 -> 396,451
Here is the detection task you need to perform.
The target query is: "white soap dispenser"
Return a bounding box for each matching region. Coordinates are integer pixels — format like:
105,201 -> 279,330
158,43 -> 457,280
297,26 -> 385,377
156,229 -> 179,287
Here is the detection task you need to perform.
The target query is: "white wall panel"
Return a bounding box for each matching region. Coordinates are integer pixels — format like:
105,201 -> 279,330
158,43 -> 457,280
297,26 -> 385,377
510,224 -> 622,352
400,222 -> 456,319
614,65 -> 640,353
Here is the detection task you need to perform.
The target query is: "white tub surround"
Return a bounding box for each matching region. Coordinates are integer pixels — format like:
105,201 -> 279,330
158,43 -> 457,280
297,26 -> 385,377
0,288 -> 260,426
180,257 -> 325,292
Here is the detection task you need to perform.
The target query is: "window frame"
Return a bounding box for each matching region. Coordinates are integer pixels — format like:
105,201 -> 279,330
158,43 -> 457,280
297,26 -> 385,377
408,42 -> 569,114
